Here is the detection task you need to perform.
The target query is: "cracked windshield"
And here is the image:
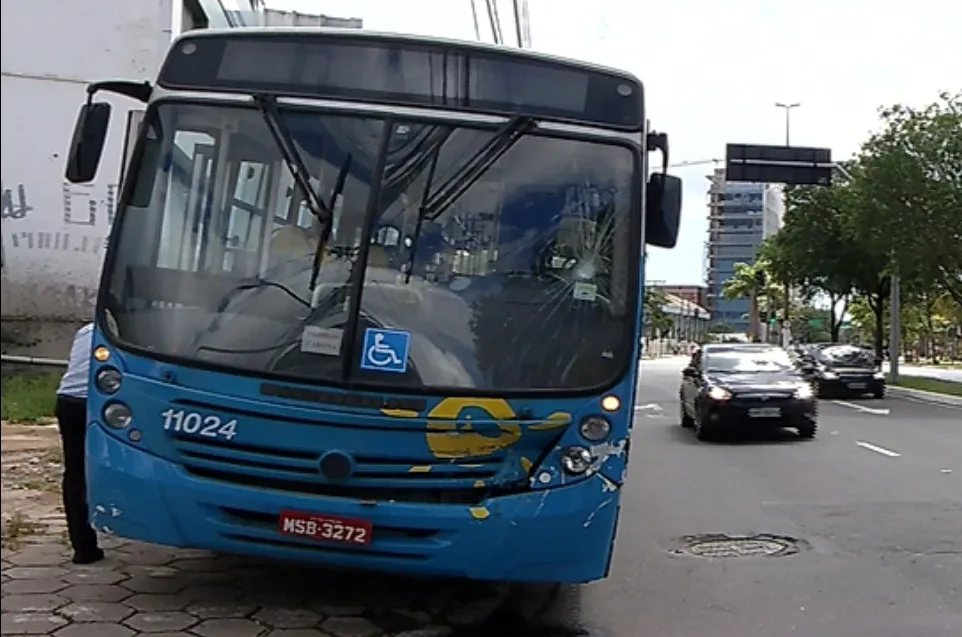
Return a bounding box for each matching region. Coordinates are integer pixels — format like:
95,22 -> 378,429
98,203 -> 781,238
102,104 -> 633,391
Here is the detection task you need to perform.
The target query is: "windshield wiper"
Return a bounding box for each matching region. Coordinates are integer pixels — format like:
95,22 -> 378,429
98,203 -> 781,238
251,94 -> 345,300
420,115 -> 536,220
402,131 -> 452,283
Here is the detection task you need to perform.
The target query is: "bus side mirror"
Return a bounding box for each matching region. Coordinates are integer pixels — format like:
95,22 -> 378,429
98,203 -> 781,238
65,102 -> 112,184
645,173 -> 681,249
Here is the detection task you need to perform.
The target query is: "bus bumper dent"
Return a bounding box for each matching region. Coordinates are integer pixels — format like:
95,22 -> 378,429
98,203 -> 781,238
87,425 -> 621,583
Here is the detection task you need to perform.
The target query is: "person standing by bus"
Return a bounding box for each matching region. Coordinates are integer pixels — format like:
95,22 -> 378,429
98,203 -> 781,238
55,322 -> 104,564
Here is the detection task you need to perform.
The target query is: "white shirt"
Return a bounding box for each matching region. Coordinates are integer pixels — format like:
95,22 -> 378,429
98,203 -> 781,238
57,323 -> 94,399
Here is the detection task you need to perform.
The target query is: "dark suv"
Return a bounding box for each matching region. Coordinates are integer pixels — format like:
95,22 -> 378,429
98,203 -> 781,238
803,345 -> 885,398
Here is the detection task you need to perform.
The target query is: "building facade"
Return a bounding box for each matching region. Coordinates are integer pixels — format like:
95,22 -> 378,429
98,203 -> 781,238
704,168 -> 783,333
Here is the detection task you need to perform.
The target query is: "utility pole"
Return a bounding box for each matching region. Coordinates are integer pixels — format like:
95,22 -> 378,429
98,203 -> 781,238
775,102 -> 801,347
889,270 -> 901,381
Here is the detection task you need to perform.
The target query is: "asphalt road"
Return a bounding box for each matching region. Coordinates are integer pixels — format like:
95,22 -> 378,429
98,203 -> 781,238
2,358 -> 959,636
570,357 -> 961,637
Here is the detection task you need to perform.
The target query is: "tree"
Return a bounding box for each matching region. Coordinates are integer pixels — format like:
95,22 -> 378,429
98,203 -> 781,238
644,288 -> 673,337
855,91 -> 962,308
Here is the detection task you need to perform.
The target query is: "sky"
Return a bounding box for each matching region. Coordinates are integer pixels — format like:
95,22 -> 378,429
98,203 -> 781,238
266,0 -> 961,286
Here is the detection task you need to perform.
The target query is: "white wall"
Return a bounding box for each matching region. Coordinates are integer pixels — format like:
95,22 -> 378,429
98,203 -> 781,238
1,0 -> 174,322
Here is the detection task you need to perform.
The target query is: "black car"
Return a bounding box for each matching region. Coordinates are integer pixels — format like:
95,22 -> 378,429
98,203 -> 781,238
680,343 -> 818,441
803,344 -> 885,398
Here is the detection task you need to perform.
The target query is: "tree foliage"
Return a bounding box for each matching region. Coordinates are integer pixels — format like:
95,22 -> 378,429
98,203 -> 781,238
761,92 -> 961,358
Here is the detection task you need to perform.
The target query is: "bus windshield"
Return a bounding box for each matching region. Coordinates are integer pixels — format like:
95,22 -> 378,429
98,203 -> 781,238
103,102 -> 637,393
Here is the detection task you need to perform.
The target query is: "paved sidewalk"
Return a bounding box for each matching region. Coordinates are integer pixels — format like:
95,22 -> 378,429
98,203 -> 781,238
1,538 -> 566,636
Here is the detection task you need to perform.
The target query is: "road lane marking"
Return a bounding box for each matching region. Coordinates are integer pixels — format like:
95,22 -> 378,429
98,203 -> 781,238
831,400 -> 890,416
855,441 -> 901,457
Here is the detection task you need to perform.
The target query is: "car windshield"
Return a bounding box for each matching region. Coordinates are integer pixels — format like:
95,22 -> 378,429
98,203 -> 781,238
102,102 -> 637,392
704,348 -> 795,373
817,346 -> 876,367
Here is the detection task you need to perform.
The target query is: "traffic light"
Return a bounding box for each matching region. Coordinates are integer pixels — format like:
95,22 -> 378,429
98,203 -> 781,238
754,270 -> 767,287
768,311 -> 777,325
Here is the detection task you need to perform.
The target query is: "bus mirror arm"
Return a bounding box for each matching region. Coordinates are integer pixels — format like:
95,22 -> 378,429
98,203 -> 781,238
644,131 -> 681,250
65,81 -> 152,185
87,80 -> 152,104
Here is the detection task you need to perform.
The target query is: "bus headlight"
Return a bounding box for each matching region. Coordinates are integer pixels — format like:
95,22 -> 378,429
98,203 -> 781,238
560,446 -> 593,475
103,403 -> 133,429
579,416 -> 611,442
95,367 -> 122,394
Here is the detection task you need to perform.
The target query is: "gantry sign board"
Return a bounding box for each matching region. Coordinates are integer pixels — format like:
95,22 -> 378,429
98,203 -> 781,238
725,144 -> 833,186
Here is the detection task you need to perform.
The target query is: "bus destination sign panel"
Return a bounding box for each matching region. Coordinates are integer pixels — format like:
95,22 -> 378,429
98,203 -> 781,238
158,33 -> 643,130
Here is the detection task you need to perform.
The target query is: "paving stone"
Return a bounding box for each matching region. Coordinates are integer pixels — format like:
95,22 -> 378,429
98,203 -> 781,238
265,630 -> 335,637
59,583 -> 130,602
4,566 -> 69,580
123,592 -> 190,611
121,575 -> 186,595
192,618 -> 267,637
2,578 -> 69,595
58,600 -> 135,622
1,593 -> 69,613
183,601 -> 258,619
122,610 -> 198,632
166,558 -> 225,572
1,612 -> 69,635
391,629 -> 454,637
252,607 -> 323,629
62,568 -> 128,586
6,546 -> 68,567
319,616 -> 384,637
53,622 -> 135,637
180,584 -> 242,604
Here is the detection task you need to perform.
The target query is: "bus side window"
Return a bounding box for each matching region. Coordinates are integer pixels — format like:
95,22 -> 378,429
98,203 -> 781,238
223,160 -> 271,275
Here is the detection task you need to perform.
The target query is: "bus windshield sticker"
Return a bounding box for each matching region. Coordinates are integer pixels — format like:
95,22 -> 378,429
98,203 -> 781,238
301,326 -> 343,356
360,328 -> 411,374
572,282 -> 598,301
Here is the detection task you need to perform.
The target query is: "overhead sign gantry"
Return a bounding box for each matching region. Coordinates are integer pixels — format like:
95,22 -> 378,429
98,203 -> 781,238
724,143 -> 834,186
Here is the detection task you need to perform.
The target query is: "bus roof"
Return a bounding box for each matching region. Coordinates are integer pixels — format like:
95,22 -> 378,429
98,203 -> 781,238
171,26 -> 643,87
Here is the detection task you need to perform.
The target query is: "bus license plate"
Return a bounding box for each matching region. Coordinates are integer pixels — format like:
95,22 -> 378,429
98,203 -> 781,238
278,510 -> 372,546
748,407 -> 781,418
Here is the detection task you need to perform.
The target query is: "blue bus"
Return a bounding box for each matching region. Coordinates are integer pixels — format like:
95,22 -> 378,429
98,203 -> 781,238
66,28 -> 681,584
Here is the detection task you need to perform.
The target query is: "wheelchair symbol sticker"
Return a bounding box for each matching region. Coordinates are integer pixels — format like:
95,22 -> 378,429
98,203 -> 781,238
360,328 -> 411,374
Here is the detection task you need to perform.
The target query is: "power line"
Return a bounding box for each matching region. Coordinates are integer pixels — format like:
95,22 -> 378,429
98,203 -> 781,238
511,0 -> 524,48
469,0 -> 482,41
483,0 -> 501,44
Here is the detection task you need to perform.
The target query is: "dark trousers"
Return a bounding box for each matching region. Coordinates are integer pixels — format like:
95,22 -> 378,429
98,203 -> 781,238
54,395 -> 99,553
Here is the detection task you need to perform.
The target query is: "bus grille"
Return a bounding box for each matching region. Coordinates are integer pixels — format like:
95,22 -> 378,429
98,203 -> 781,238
171,434 -> 514,505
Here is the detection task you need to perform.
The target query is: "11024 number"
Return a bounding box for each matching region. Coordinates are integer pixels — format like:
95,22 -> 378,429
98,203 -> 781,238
161,409 -> 238,441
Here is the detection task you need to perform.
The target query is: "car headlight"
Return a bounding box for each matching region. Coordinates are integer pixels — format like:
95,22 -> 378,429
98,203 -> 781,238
579,416 -> 611,442
95,367 -> 122,394
794,383 -> 815,400
560,447 -> 593,475
821,370 -> 838,379
103,402 -> 133,429
874,371 -> 885,380
707,386 -> 732,401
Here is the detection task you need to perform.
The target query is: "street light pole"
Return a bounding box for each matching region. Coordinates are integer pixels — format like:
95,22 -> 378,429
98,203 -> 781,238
774,102 -> 801,346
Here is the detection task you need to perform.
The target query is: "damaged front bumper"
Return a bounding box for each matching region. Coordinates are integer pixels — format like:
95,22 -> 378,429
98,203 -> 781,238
87,424 -> 622,584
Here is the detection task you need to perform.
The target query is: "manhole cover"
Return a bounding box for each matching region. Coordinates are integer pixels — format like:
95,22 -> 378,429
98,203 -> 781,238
675,534 -> 802,558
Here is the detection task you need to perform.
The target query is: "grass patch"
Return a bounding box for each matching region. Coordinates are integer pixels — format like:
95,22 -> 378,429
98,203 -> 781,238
0,371 -> 61,423
890,374 -> 962,397
1,511 -> 44,549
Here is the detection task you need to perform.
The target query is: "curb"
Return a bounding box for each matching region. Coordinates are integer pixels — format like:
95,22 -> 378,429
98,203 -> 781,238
886,385 -> 962,408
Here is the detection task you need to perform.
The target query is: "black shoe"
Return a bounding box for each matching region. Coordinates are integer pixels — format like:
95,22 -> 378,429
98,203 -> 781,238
72,547 -> 105,565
